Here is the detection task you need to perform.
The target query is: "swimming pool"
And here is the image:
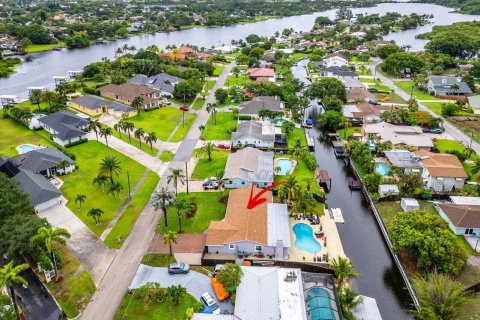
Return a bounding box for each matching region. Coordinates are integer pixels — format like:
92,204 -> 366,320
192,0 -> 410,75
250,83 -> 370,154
293,223 -> 321,254
17,144 -> 37,154
375,162 -> 390,176
306,287 -> 336,320
276,158 -> 294,175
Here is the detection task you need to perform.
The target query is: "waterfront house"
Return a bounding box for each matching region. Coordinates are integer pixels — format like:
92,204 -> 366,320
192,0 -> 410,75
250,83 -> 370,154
362,121 -> 434,150
319,66 -> 358,79
413,149 -> 467,192
71,95 -> 136,118
223,147 -> 274,188
467,95 -> 480,115
99,82 -> 161,109
449,196 -> 480,206
38,111 -> 89,146
346,87 -> 374,103
238,96 -> 284,119
427,76 -> 472,97
343,102 -> 391,124
232,121 -> 277,149
341,77 -> 365,91
129,73 -> 184,97
437,203 -> 480,235
383,150 -> 424,176
205,188 -> 290,259
322,53 -> 348,68
247,67 -> 275,82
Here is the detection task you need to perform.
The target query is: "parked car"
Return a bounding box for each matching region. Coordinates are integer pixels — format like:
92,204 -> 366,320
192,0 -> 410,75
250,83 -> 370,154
203,180 -> 219,190
228,105 -> 237,110
368,100 -> 381,106
429,128 -> 443,134
200,292 -> 221,315
421,127 -> 430,133
167,263 -> 190,274
216,143 -> 230,149
179,106 -> 189,111
160,99 -> 171,105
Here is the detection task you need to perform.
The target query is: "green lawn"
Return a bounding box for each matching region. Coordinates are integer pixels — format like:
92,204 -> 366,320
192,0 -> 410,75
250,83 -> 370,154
104,125 -> 158,155
129,107 -> 183,141
114,291 -> 200,320
170,113 -> 196,142
156,192 -> 227,234
160,150 -> 175,162
141,253 -> 176,267
61,141 -> 146,236
104,171 -> 160,248
0,117 -> 55,157
206,80 -> 216,91
47,246 -> 95,318
336,127 -> 362,140
192,98 -> 205,110
15,100 -> 51,112
395,81 -> 440,101
226,74 -> 251,87
25,43 -> 65,53
434,139 -> 477,160
287,127 -> 307,148
191,149 -> 229,179
202,112 -> 237,140
376,200 -> 438,227
422,102 -> 445,115
290,52 -> 308,61
213,65 -> 224,76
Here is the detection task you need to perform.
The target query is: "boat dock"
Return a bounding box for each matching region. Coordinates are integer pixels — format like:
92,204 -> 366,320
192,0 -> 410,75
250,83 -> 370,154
348,180 -> 363,190
316,169 -> 331,192
332,140 -> 347,158
330,208 -> 345,224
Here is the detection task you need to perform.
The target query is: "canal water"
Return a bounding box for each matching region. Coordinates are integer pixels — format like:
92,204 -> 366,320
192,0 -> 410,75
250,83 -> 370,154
2,3 -> 480,97
292,59 -> 412,319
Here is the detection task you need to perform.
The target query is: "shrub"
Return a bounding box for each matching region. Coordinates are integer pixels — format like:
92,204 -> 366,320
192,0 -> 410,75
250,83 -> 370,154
238,115 -> 251,121
64,138 -> 88,148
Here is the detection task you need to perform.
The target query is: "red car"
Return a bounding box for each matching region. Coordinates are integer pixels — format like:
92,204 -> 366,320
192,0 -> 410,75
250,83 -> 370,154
216,144 -> 230,150
180,106 -> 189,111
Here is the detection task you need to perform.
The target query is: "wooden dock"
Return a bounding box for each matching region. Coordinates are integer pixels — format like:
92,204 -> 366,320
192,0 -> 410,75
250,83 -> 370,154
332,140 -> 347,158
316,169 -> 331,192
348,180 -> 363,190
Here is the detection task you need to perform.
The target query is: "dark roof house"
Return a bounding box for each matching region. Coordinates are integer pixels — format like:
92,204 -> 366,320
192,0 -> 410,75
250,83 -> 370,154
38,111 -> 89,146
11,148 -> 75,174
238,96 -> 283,116
427,76 -> 472,96
129,73 -> 184,95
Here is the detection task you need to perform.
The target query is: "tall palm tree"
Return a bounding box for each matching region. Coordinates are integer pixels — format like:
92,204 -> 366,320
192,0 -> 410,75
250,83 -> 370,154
146,44 -> 159,53
99,156 -> 122,184
100,127 -> 113,147
293,188 -> 315,217
93,175 -> 108,192
330,256 -> 359,288
0,261 -> 29,320
338,287 -> 362,319
114,122 -> 122,138
450,83 -> 460,96
134,128 -> 145,147
341,118 -> 352,139
30,227 -> 70,279
166,284 -> 186,306
172,198 -> 188,233
41,90 -> 58,107
144,132 -> 157,153
199,125 -> 205,137
89,119 -> 102,141
123,122 -> 135,143
463,147 -> 474,159
163,231 -> 177,256
30,89 -> 43,111
206,103 -> 217,125
215,170 -> 227,191
131,96 -> 144,114
289,138 -> 307,161
202,142 -> 215,161
282,175 -> 299,203
152,187 -> 176,227
167,169 -> 186,195
107,182 -> 123,199
75,194 -> 86,209
471,160 -> 480,176
58,159 -> 70,174
87,208 -> 104,225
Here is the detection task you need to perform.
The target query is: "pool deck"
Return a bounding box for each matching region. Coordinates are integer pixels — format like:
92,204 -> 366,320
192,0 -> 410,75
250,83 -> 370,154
274,158 -> 298,176
289,212 -> 346,263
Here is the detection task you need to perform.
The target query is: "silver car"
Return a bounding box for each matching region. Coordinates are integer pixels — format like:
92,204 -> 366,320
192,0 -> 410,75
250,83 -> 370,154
201,292 -> 221,315
167,262 -> 190,274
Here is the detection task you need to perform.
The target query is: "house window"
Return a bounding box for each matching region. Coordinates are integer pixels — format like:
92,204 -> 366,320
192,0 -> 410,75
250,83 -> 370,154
255,245 -> 262,252
455,178 -> 463,181
465,228 -> 474,235
229,244 -> 235,250
228,180 -> 232,184
242,181 -> 245,185
437,177 -> 444,181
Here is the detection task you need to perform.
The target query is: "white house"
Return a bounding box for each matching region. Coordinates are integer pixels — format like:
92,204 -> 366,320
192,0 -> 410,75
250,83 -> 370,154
437,204 -> 480,236
38,111 -> 89,146
223,147 -> 274,188
232,121 -> 277,149
322,53 -> 348,68
427,76 -> 472,97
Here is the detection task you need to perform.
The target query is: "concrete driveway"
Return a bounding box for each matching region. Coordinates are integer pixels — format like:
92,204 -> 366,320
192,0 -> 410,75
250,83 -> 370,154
129,265 -> 234,314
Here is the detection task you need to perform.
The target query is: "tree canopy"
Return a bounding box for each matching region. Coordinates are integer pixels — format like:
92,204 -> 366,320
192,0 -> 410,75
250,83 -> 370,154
308,77 -> 346,102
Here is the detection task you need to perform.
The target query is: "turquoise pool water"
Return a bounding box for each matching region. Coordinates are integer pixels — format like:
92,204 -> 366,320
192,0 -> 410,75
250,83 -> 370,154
277,159 -> 294,174
306,287 -> 335,320
18,144 -> 36,154
293,223 -> 321,254
375,162 -> 390,176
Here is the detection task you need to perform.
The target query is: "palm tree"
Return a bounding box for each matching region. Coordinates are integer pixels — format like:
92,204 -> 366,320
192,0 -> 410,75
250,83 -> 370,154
108,182 -> 124,199
206,103 -> 217,125
463,147 -> 474,159
293,188 -> 315,217
215,170 -> 227,191
282,175 -> 299,203
0,261 -> 29,320
232,66 -> 240,78
144,132 -> 157,153
163,231 -> 178,256
172,198 -> 188,233
114,122 -> 122,138
89,119 -> 102,142
471,160 -> 480,176
166,284 -> 186,306
131,96 -> 144,114
75,194 -> 86,209
289,138 -> 307,161
58,159 -> 70,174
146,44 -> 159,53
202,142 -> 215,161
413,274 -> 471,320
152,187 -> 176,227
341,118 -> 352,139
100,127 -> 113,147
330,256 -> 359,288
41,90 -> 57,107
93,175 -> 108,192
134,128 -> 145,147
30,89 -> 43,111
123,122 -> 135,143
167,169 -> 186,195
199,125 -> 205,137
114,47 -> 123,57
30,226 -> 70,279
450,83 -> 460,96
338,287 -> 362,319
87,208 -> 104,225
99,156 -> 122,184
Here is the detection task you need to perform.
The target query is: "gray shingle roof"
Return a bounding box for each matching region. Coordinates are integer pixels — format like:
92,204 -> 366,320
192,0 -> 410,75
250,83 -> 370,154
129,73 -> 184,94
239,96 -> 283,115
223,147 -> 274,183
429,76 -> 472,95
232,121 -> 275,142
38,111 -> 89,141
12,148 -> 74,173
72,95 -> 134,113
13,169 -> 61,206
321,66 -> 358,77
383,150 -> 423,169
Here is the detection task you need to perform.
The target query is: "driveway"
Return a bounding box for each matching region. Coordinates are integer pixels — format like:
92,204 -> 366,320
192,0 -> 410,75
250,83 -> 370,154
38,204 -> 116,286
129,265 -> 234,314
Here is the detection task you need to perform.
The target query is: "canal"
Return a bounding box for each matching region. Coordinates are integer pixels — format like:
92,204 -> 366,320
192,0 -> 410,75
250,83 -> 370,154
292,59 -> 413,319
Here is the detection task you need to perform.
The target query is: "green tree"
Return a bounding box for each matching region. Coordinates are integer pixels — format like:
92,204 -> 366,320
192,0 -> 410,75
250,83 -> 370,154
0,261 -> 29,320
0,174 -> 33,222
307,77 -> 347,102
398,174 -> 423,197
152,187 -> 176,227
107,182 -> 124,199
363,173 -> 383,193
319,111 -> 345,131
166,284 -> 186,306
292,188 -> 315,217
215,88 -> 228,104
322,95 -> 343,112
41,90 -> 58,107
134,128 -> 145,147
338,287 -> 362,320
163,231 -> 177,256
29,89 -> 43,111
131,96 -> 144,114
123,122 -> 135,143
93,175 -> 107,192
99,156 -> 122,184
202,142 -> 215,161
0,294 -> 15,320
381,52 -> 425,75
206,103 -> 217,125
30,227 -> 70,279
74,194 -> 86,209
376,43 -> 402,59
87,208 -> 104,225
89,119 -> 102,142
330,256 -> 359,288
172,198 -> 188,233
167,169 -> 186,195
281,121 -> 295,138
217,263 -> 243,294
99,127 -> 113,147
232,66 -> 240,78
144,132 -> 157,154
289,138 -> 307,161
281,175 -> 299,203
340,117 -> 352,139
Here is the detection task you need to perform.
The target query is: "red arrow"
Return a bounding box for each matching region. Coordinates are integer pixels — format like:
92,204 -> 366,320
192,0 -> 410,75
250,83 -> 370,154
247,181 -> 286,209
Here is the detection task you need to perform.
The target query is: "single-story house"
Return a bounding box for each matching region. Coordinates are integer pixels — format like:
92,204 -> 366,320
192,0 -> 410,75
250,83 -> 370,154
350,31 -> 367,38
347,87 -> 374,103
322,52 -> 348,68
427,76 -> 472,97
362,121 -> 434,150
38,111 -> 89,146
232,121 -> 277,149
129,73 -> 184,97
383,150 -> 424,176
401,198 -> 419,212
467,95 -> 480,115
205,188 -> 291,259
343,103 -> 390,124
378,184 -> 400,198
414,149 -> 468,192
11,147 -> 76,177
437,203 -> 480,235
341,77 -> 365,91
247,67 -> 275,82
223,147 -> 274,188
70,95 -> 136,118
238,96 -> 284,118
449,196 -> 480,206
99,82 -> 161,109
319,66 -> 358,79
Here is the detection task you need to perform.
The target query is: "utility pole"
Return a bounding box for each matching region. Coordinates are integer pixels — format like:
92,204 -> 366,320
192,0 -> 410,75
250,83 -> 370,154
127,170 -> 131,198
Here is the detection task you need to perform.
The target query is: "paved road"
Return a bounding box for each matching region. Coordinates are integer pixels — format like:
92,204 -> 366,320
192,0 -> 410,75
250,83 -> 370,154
370,59 -> 480,154
80,62 -> 236,320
